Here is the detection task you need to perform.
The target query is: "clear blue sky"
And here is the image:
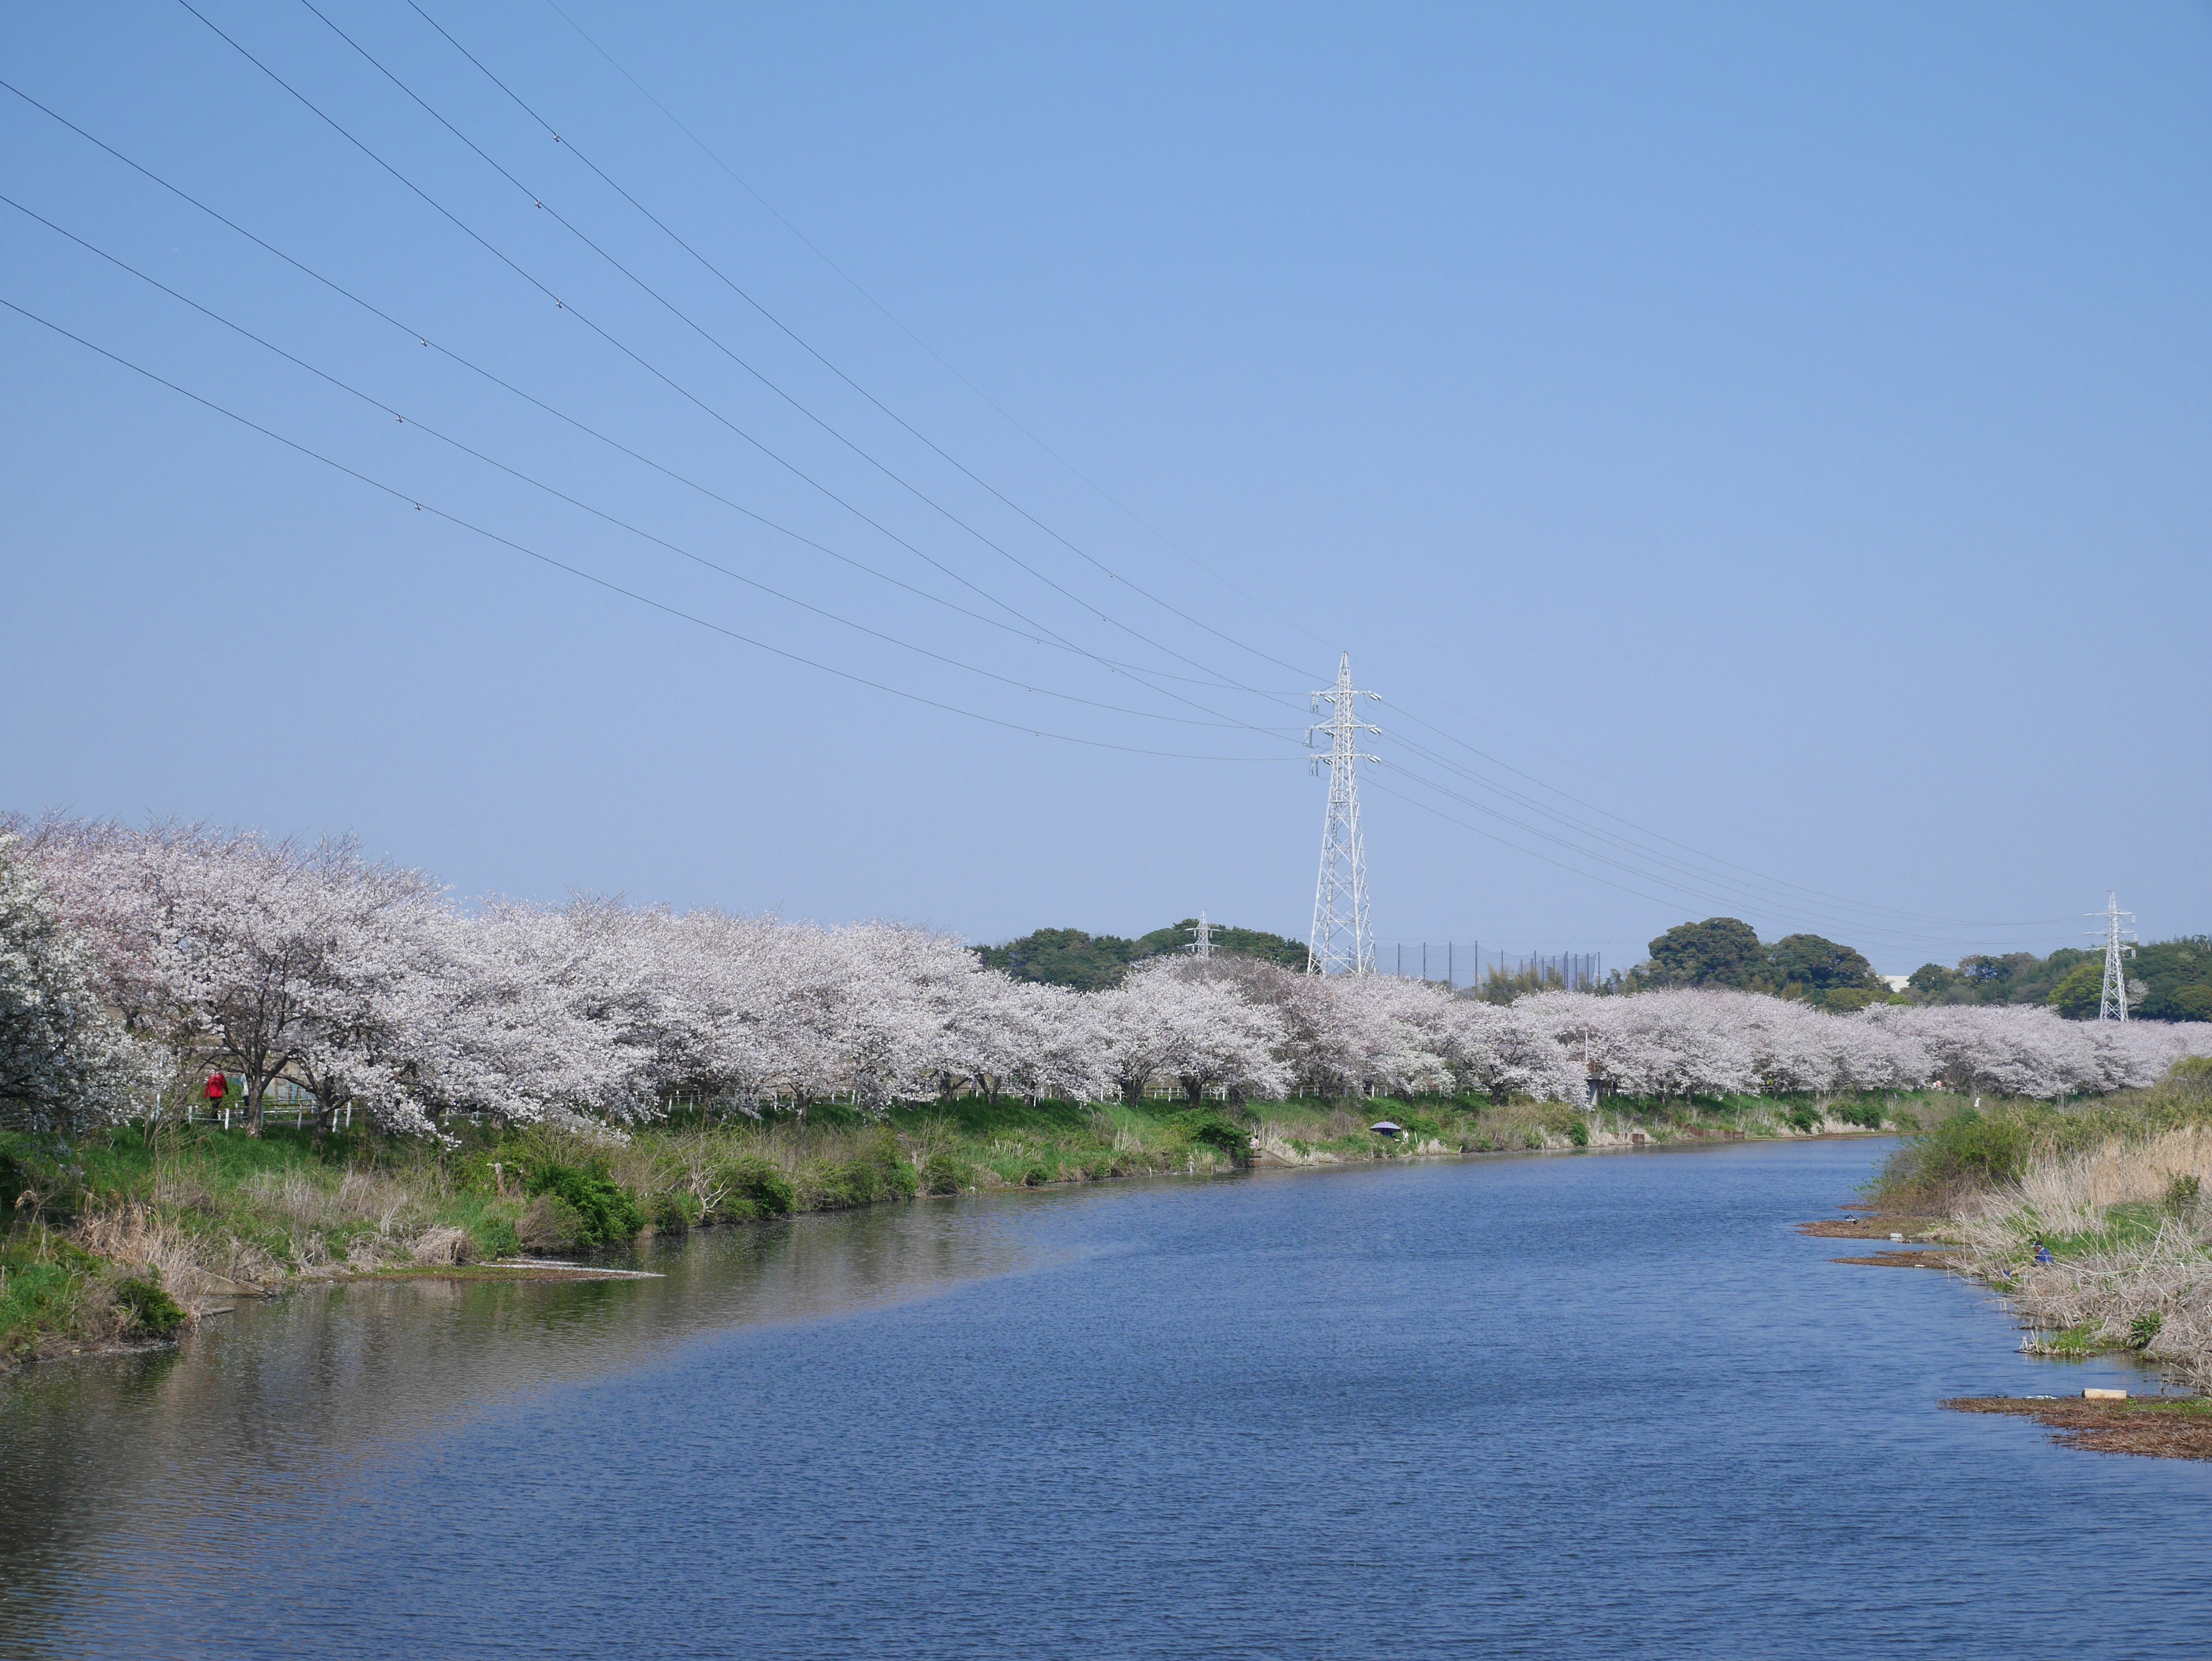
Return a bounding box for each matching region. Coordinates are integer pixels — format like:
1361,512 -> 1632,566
4,1 -> 2207,972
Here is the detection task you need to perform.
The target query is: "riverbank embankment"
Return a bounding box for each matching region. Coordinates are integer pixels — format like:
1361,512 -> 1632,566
3,1087 -> 1945,1369
1866,1058 -> 2212,1398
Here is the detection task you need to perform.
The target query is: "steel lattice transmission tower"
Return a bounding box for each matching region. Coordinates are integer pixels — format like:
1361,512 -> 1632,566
1306,652 -> 1381,976
1187,911 -> 1215,959
2092,890 -> 2137,1023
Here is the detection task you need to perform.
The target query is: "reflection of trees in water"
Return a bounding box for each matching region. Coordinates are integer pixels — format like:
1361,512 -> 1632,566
0,1196 -> 1039,1643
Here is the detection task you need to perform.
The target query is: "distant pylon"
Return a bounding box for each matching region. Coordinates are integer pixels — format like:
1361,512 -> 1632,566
1306,652 -> 1380,976
1187,911 -> 1214,959
2092,890 -> 2137,1022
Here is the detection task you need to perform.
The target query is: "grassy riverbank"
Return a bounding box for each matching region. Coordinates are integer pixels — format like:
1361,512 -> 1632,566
3,1087 -> 1941,1369
1869,1060 -> 2212,1391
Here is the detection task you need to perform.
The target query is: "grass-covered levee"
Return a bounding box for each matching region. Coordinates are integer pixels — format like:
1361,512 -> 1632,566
1867,1058 -> 2212,1388
4,1084 -> 1956,1368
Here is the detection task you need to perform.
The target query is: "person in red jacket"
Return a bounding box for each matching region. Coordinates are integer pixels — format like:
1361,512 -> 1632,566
204,1072 -> 228,1103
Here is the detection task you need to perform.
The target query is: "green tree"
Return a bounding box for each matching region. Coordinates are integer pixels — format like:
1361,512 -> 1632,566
976,928 -> 1141,992
2048,959 -> 2105,1020
1131,920 -> 1309,973
1908,962 -> 1957,998
2128,937 -> 2212,1022
1766,933 -> 1881,1000
978,921 -> 1309,990
1643,918 -> 1766,988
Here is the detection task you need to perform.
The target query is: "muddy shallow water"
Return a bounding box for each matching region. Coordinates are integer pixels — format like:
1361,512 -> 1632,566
3,1138 -> 2204,1659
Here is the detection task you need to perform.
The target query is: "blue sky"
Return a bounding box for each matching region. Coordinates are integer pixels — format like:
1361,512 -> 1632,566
3,1 -> 2207,972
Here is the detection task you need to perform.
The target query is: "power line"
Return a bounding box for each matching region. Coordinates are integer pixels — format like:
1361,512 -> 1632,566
177,0 -> 1313,752
510,5 -> 2091,944
408,0 -> 1323,686
1380,726 -> 2073,938
0,77 -> 1274,699
271,0 -> 1305,712
0,293 -> 1294,765
8,26 -> 2118,948
535,0 -> 1339,664
2,192 -> 1309,739
1385,704 -> 2077,930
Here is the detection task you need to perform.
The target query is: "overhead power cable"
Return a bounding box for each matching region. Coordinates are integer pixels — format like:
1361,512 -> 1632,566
410,0 -> 1323,687
13,22 -> 2091,943
1373,756 -> 2065,952
1,196 -> 1307,737
1381,726 -> 2076,936
177,0 -> 1310,747
0,293 -> 1295,763
0,77 -> 1263,697
272,0 -> 1305,714
507,2 -> 2081,941
1384,707 -> 2078,930
169,2 -> 1165,704
535,0 -> 1338,664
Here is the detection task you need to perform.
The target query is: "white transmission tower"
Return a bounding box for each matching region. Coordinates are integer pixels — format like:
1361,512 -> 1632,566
2092,890 -> 2137,1023
1306,652 -> 1381,976
1187,910 -> 1215,959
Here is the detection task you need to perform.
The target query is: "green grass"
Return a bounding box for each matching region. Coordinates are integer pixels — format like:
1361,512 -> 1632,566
1,1083 -> 1915,1368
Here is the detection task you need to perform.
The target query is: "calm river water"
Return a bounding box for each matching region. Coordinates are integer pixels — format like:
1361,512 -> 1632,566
3,1138 -> 2207,1658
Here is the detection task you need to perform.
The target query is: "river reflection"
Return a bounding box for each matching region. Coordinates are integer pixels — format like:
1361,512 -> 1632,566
3,1142 -> 2207,1659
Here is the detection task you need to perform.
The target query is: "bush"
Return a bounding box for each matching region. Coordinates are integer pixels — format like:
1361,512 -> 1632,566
518,1193 -> 585,1253
524,1162 -> 644,1248
650,1190 -> 703,1233
1567,1116 -> 1590,1147
1784,1103 -> 1821,1134
1885,1108 -> 2035,1196
920,1152 -> 971,1195
802,1135 -> 919,1211
1834,1100 -> 1887,1130
713,1156 -> 794,1221
467,1214 -> 521,1259
112,1274 -> 185,1340
1184,1114 -> 1252,1168
2165,1174 -> 2202,1217
2130,1312 -> 2164,1350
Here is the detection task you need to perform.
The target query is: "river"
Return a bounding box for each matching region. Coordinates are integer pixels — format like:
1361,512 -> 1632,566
3,1138 -> 2207,1658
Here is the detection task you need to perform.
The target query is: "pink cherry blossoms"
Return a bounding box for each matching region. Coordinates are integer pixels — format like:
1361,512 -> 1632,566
7,817 -> 2209,1137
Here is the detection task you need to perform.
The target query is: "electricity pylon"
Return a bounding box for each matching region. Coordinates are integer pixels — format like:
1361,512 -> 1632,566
2092,890 -> 2137,1023
1187,911 -> 1214,959
1306,652 -> 1380,976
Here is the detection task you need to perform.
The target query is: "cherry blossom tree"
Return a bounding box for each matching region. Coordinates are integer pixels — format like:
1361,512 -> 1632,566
0,833 -> 153,1132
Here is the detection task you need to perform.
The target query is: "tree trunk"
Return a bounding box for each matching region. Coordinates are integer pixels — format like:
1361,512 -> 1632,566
1182,1076 -> 1204,1109
310,1081 -> 341,1152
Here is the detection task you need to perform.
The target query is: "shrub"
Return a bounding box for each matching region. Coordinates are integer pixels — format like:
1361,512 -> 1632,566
1784,1104 -> 1821,1134
1834,1100 -> 1887,1130
920,1152 -> 971,1195
524,1163 -> 644,1248
802,1136 -> 919,1210
518,1193 -> 585,1253
1184,1114 -> 1252,1168
650,1190 -> 703,1233
1567,1117 -> 1590,1147
713,1156 -> 794,1220
2165,1174 -> 2202,1217
2130,1312 -> 2164,1350
1883,1108 -> 2035,1197
467,1214 -> 521,1260
112,1274 -> 185,1340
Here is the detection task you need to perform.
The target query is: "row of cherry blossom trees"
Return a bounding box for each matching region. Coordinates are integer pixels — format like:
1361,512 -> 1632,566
9,818 -> 2209,1137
